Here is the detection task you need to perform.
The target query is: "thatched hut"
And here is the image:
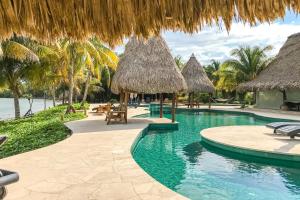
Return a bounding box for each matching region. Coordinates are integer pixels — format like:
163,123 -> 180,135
238,33 -> 300,110
111,36 -> 187,122
181,54 -> 214,108
0,1 -> 299,46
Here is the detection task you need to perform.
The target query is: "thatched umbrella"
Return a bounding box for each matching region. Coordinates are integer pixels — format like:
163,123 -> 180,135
181,54 -> 215,108
0,1 -> 299,46
111,36 -> 187,122
238,32 -> 300,106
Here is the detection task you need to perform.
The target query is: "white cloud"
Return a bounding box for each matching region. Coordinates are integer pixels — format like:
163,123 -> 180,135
114,22 -> 300,65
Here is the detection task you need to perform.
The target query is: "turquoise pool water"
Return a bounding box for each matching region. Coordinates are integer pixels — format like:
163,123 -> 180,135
132,110 -> 300,200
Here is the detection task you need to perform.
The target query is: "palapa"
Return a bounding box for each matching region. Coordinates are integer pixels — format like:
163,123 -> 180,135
111,36 -> 187,94
111,36 -> 187,122
0,0 -> 299,46
238,33 -> 300,92
182,54 -> 214,93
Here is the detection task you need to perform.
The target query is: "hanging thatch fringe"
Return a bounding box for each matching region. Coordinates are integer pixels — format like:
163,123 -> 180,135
0,0 -> 299,46
111,36 -> 187,94
238,32 -> 300,91
182,54 -> 215,93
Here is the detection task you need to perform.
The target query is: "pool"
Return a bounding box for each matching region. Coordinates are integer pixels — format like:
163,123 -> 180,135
132,109 -> 300,200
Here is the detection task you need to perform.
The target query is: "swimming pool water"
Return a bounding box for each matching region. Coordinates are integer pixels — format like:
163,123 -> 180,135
132,110 -> 300,200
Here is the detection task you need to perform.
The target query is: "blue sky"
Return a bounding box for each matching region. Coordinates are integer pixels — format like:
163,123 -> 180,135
114,11 -> 300,65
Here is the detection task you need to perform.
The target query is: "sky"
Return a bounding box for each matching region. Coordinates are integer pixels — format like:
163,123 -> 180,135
113,11 -> 300,65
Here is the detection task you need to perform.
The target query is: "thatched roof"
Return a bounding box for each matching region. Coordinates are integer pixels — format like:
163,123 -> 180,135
1,1 -> 299,46
182,54 -> 214,93
238,32 -> 300,91
111,36 -> 187,94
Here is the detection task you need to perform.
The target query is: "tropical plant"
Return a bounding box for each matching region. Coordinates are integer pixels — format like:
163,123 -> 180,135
223,45 -> 273,83
174,55 -> 185,70
205,59 -> 221,85
217,45 -> 273,93
79,38 -> 118,107
0,36 -> 39,118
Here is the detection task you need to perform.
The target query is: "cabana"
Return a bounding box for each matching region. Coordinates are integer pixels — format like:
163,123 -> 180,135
238,33 -> 300,110
181,54 -> 214,108
111,36 -> 187,122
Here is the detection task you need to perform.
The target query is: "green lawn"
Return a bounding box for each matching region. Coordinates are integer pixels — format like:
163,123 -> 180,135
0,104 -> 88,158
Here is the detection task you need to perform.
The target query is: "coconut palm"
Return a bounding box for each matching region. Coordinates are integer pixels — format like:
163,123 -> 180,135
205,59 -> 221,85
79,38 -> 118,107
174,55 -> 185,70
217,45 -> 273,92
217,45 -> 273,100
0,36 -> 39,118
223,45 -> 273,82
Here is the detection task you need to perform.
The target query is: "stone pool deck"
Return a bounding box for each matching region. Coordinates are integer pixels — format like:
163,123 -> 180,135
201,126 -> 300,161
0,106 -> 186,200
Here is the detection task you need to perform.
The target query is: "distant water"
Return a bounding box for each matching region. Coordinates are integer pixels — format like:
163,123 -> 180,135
0,98 -> 60,120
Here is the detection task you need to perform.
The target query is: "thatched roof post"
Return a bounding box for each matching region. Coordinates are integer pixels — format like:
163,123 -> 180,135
238,33 -> 300,92
111,36 -> 187,121
159,93 -> 163,118
171,93 -> 176,122
181,54 -> 215,108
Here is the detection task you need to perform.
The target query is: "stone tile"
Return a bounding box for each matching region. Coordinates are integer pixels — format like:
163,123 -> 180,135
0,106 -> 186,200
91,183 -> 138,200
26,181 -> 70,193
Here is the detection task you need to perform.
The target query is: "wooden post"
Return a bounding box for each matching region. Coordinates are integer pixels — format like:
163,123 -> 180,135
159,93 -> 163,118
141,93 -> 144,102
191,92 -> 194,108
124,92 -> 129,123
175,94 -> 178,108
188,93 -> 191,108
119,90 -> 124,104
209,93 -> 212,109
172,93 -> 176,122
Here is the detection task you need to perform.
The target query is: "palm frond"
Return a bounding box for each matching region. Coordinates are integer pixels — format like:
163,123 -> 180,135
2,41 -> 39,62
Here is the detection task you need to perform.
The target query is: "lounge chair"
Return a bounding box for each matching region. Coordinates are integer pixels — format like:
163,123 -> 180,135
106,104 -> 127,125
265,122 -> 300,133
0,136 -> 19,199
276,126 -> 300,139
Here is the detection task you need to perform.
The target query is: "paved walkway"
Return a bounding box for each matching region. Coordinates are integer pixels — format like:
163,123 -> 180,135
201,126 -> 300,157
0,106 -> 185,200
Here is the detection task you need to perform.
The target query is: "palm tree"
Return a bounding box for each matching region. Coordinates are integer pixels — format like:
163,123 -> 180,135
223,45 -> 273,83
0,36 -> 39,118
218,45 -> 273,100
205,59 -> 221,85
174,55 -> 184,70
80,38 -> 118,107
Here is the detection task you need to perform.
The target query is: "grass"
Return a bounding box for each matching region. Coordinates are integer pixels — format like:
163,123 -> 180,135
0,103 -> 89,158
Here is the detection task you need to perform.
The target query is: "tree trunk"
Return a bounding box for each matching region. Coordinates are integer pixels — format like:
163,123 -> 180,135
51,87 -> 56,107
66,65 -> 75,113
12,91 -> 20,119
62,88 -> 65,104
253,91 -> 257,105
81,72 -> 90,108
44,91 -> 47,110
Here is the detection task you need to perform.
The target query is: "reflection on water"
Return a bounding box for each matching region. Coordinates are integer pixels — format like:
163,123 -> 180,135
133,110 -> 300,200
